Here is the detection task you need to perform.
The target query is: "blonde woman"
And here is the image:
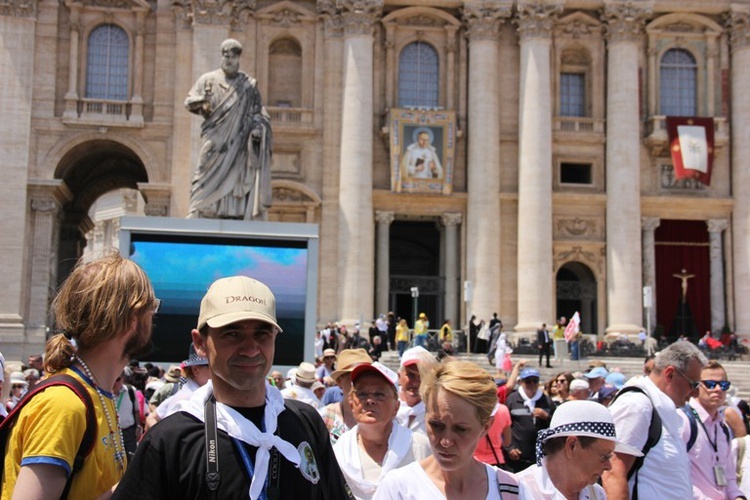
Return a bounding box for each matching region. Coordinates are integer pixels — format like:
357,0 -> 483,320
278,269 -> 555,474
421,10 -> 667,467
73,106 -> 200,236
375,360 -> 518,499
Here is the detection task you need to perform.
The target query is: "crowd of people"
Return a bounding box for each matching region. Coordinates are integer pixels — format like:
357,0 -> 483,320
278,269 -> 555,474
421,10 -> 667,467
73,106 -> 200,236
1,253 -> 749,499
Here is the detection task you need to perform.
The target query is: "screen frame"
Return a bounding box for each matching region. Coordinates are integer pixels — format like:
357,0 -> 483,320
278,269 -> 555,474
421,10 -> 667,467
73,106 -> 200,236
118,216 -> 319,372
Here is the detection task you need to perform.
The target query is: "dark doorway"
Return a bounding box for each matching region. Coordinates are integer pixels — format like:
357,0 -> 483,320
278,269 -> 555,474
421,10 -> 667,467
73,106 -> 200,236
388,220 -> 443,328
556,262 -> 597,334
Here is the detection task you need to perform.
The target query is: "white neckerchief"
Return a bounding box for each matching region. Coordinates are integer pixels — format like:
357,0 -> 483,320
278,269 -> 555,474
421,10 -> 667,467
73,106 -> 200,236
333,421 -> 412,497
396,400 -> 424,427
174,380 -> 301,499
519,386 -> 544,413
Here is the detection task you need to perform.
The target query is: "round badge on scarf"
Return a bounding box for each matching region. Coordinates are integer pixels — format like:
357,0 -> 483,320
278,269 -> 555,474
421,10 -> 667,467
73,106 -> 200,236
297,441 -> 320,484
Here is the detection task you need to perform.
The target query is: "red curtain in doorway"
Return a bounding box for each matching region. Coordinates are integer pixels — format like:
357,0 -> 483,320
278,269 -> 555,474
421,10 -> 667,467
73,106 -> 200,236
654,220 -> 710,338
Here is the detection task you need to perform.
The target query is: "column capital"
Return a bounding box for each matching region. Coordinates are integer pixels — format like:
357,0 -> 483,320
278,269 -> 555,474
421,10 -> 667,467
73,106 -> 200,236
137,182 -> 172,217
318,0 -> 344,38
515,1 -> 562,40
601,1 -> 651,44
707,218 -> 729,233
463,1 -> 512,43
338,0 -> 383,37
641,216 -> 660,232
31,196 -> 60,214
171,0 -> 256,28
440,212 -> 463,227
0,0 -> 38,18
726,7 -> 750,50
375,210 -> 395,225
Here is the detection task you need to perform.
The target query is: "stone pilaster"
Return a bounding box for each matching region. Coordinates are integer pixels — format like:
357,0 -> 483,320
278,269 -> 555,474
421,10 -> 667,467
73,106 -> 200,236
602,1 -> 651,335
137,183 -> 172,217
707,219 -> 729,333
63,2 -> 81,119
514,1 -> 561,334
375,211 -> 395,317
337,0 -> 382,325
463,1 -> 511,321
441,213 -> 462,328
641,217 -> 660,334
728,6 -> 750,337
0,3 -> 38,354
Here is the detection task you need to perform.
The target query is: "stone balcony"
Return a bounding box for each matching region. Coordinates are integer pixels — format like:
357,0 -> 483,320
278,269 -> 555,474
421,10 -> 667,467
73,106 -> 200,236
644,115 -> 729,157
62,97 -> 144,128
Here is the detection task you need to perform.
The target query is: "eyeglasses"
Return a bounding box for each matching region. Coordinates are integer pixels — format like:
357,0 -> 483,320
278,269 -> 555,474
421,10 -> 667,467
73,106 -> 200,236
702,380 -> 731,391
153,298 -> 161,314
12,385 -> 25,389
352,391 -> 389,403
674,368 -> 700,390
523,378 -> 540,384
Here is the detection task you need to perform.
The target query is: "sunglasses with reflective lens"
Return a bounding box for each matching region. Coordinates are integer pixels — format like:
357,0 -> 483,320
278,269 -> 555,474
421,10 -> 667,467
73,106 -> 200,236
702,380 -> 731,391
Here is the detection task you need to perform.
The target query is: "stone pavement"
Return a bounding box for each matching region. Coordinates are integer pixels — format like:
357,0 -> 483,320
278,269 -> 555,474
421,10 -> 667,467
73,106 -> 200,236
379,350 -> 750,400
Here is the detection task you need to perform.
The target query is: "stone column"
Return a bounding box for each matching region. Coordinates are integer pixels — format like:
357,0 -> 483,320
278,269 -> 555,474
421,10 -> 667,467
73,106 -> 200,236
337,0 -> 382,325
130,10 -> 147,122
441,213 -> 462,326
463,1 -> 511,321
707,219 -> 729,332
728,6 -> 750,336
515,1 -> 561,333
444,26 -> 458,110
375,211 -> 394,317
317,2 -> 344,322
0,0 -> 38,354
602,2 -> 651,335
641,217 -> 660,334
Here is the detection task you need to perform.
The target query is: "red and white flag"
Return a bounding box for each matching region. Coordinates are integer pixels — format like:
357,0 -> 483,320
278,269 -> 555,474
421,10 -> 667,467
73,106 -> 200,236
564,312 -> 580,342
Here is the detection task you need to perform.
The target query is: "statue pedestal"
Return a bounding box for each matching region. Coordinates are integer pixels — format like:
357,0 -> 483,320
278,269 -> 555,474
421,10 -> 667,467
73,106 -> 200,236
669,298 -> 698,341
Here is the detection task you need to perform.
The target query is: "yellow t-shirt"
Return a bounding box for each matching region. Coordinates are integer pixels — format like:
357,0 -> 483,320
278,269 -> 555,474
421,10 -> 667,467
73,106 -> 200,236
396,324 -> 409,342
1,367 -> 124,499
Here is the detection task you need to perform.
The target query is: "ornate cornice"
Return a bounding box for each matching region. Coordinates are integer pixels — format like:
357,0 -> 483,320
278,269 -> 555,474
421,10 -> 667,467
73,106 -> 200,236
171,0 -> 255,29
516,2 -> 562,40
440,212 -> 463,227
726,9 -> 750,50
462,1 -> 512,43
601,1 -> 651,44
339,0 -> 382,37
0,0 -> 38,18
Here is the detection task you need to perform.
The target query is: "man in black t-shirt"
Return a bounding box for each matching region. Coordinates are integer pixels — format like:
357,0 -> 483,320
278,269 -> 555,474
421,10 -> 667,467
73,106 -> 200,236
114,276 -> 351,500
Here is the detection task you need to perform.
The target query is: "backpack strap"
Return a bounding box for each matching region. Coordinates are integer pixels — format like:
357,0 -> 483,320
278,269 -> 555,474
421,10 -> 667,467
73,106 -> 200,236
0,374 -> 97,500
681,404 -> 699,452
496,467 -> 519,499
610,386 -> 661,499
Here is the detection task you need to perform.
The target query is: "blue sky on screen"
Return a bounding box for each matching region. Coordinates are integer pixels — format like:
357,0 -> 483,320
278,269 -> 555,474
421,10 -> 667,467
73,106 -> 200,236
131,241 -> 307,315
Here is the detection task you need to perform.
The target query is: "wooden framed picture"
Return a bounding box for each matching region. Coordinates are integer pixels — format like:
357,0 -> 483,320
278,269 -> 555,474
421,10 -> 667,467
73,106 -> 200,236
389,108 -> 456,195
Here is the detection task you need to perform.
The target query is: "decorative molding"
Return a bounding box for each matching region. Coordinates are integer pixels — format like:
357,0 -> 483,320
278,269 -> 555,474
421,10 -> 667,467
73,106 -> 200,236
641,216 -> 661,232
440,212 -> 463,227
0,0 -> 38,18
401,14 -> 443,27
555,217 -> 600,240
659,164 -> 706,191
707,219 -> 729,233
273,187 -> 315,203
31,197 -> 58,213
726,9 -> 750,50
602,1 -> 651,44
317,0 -> 343,37
171,0 -> 255,28
555,245 -> 604,276
375,210 -> 395,225
515,2 -> 563,40
462,2 -> 512,42
338,0 -> 383,37
270,8 -> 302,27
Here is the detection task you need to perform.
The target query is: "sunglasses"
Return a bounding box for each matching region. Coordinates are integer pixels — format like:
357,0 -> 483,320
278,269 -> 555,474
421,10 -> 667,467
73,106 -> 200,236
702,380 -> 731,391
674,368 -> 700,390
523,378 -> 540,384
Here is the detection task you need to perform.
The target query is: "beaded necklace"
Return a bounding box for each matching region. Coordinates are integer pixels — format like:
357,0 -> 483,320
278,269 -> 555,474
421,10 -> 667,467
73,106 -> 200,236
74,354 -> 126,473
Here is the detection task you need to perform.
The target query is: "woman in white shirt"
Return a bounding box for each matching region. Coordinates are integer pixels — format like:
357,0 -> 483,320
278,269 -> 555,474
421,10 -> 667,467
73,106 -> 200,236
375,360 -> 518,499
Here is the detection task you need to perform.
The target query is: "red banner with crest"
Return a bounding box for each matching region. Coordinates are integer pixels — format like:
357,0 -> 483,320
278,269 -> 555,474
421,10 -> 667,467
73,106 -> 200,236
666,117 -> 715,186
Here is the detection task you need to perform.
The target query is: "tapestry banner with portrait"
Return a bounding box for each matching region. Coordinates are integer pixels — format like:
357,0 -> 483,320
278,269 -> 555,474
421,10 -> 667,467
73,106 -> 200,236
389,108 -> 456,195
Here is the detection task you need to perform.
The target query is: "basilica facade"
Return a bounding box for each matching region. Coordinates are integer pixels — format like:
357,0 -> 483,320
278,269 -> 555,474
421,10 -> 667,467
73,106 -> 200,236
2,0 -> 749,357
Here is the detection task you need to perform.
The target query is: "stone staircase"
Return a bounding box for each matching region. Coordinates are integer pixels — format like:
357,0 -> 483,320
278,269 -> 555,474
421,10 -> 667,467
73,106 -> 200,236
378,350 -> 750,400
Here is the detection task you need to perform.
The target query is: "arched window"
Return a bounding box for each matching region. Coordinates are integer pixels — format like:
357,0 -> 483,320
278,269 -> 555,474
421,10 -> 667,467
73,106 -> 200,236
86,24 -> 129,100
268,38 -> 303,108
398,42 -> 439,108
659,48 -> 697,116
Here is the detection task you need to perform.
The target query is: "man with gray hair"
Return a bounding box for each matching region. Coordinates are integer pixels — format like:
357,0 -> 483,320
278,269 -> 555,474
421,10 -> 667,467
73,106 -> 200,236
602,341 -> 707,499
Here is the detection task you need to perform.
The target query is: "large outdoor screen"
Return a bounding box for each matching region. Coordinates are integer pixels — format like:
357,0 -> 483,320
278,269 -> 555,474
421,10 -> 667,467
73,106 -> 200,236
119,217 -> 318,367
